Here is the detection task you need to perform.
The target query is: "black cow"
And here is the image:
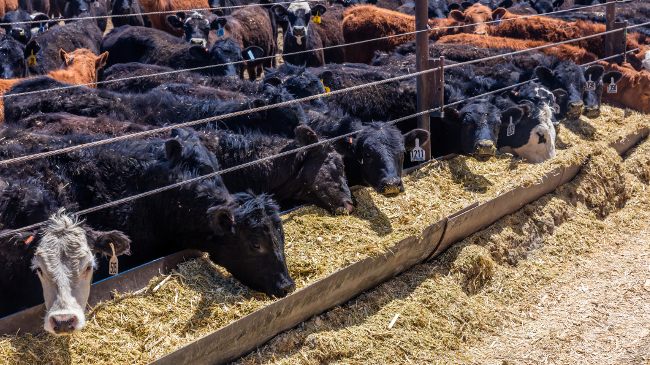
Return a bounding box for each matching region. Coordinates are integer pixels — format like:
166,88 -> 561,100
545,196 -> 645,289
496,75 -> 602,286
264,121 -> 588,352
460,0 -> 513,10
396,0 -> 451,18
0,126 -> 295,300
63,0 -> 108,32
438,100 -> 524,160
207,0 -> 242,16
198,125 -> 353,214
111,0 -> 151,28
580,66 -> 623,119
309,113 -> 429,196
265,63 -> 332,107
0,35 -> 40,78
5,76 -> 307,137
272,2 -> 327,67
0,10 -> 51,44
28,18 -> 102,75
333,0 -> 376,7
101,25 -> 262,77
167,11 -> 214,47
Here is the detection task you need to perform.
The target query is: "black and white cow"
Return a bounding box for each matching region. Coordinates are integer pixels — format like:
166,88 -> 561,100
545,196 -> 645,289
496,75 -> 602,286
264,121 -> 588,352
272,2 -> 327,67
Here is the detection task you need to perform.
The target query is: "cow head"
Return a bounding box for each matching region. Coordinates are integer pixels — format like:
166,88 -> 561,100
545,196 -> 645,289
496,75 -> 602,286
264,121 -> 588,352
334,0 -> 376,6
272,2 -> 326,46
26,209 -> 131,335
428,0 -> 450,18
443,101 -> 524,161
168,11 -> 214,47
293,125 -> 353,214
112,0 -> 136,15
65,0 -> 101,17
188,38 -> 262,77
0,10 -> 50,44
338,121 -> 429,196
0,36 -> 40,79
449,3 -> 505,35
582,66 -> 623,119
265,64 -> 332,106
508,81 -> 567,130
246,79 -> 308,137
535,62 -> 586,121
528,0 -> 564,14
59,49 -> 109,86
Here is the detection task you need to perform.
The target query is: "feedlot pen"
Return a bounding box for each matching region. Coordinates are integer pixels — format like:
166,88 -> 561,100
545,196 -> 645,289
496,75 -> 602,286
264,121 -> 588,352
1,104 -> 648,364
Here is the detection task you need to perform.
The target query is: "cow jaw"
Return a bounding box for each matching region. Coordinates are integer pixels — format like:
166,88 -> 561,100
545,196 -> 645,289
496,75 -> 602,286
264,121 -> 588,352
513,105 -> 556,164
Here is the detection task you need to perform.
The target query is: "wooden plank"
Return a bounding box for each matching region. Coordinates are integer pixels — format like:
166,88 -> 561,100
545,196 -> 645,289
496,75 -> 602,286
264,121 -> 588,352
0,249 -> 204,336
150,219 -> 447,365
609,127 -> 650,155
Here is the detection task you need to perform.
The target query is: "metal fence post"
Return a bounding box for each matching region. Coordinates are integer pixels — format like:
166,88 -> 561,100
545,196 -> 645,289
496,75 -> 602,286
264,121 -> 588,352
415,0 -> 431,160
605,0 -> 615,58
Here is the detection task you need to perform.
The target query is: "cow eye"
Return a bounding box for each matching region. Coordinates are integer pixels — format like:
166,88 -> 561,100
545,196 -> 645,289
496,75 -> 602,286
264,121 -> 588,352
86,265 -> 92,272
251,242 -> 261,250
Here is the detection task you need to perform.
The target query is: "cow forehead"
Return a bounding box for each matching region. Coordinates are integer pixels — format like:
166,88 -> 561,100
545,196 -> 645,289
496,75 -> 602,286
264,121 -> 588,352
288,2 -> 311,14
35,214 -> 92,273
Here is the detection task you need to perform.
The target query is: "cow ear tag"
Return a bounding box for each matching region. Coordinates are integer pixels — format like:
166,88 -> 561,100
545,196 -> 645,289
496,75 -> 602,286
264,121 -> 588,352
247,50 -> 255,60
586,74 -> 596,91
38,22 -> 44,33
313,11 -> 321,24
493,14 -> 501,27
552,103 -> 560,114
507,116 -> 515,136
410,138 -> 425,162
607,77 -> 617,93
321,79 -> 330,93
28,50 -> 35,67
108,242 -> 118,275
217,23 -> 224,37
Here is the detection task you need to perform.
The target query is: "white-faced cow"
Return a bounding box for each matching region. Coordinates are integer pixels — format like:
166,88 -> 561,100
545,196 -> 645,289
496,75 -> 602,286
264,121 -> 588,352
272,2 -> 327,67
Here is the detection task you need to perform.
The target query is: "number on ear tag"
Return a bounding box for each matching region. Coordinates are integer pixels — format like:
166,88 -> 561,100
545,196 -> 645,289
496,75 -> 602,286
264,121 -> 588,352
507,116 -> 515,136
552,103 -> 560,114
586,74 -> 596,91
321,79 -> 330,93
493,14 -> 501,26
108,242 -> 118,275
410,138 -> 425,162
217,23 -> 224,37
247,50 -> 255,60
313,12 -> 321,24
28,49 -> 35,67
607,77 -> 617,93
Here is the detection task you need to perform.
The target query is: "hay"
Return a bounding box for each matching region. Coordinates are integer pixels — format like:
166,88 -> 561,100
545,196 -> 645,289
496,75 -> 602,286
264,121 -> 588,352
0,105 -> 647,364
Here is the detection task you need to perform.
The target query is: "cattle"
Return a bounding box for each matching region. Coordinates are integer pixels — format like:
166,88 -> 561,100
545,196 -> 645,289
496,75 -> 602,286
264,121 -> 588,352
0,127 -> 295,300
510,0 -> 563,14
313,5 -> 345,65
1,9 -> 51,44
111,0 -> 152,27
16,112 -> 155,135
597,62 -> 648,113
0,0 -> 18,18
0,205 -> 131,330
341,4 -> 465,64
27,18 -> 103,75
438,100 -> 524,160
138,0 -> 209,37
207,0 -> 242,16
198,125 -> 354,214
0,35 -> 40,79
333,0 -> 376,7
396,0 -> 453,18
63,0 -> 108,32
272,2 -> 328,67
101,25 -> 263,77
265,63 -> 332,107
17,0 -> 49,12
309,113 -> 430,196
168,6 -> 274,80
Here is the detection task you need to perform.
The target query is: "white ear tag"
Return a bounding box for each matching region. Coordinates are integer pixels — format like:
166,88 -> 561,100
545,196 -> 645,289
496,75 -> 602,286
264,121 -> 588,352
586,74 -> 596,91
607,77 -> 617,93
552,103 -> 560,114
507,116 -> 515,136
108,242 -> 118,275
410,138 -> 425,162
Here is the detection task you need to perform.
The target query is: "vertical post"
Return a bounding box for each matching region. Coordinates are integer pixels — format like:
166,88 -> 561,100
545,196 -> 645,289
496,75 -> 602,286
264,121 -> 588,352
605,0 -> 616,58
415,0 -> 431,160
611,20 -> 627,64
428,57 -> 444,160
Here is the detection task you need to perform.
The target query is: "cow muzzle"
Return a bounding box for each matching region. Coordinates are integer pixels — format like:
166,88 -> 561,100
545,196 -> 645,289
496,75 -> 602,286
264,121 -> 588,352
11,28 -> 24,37
335,201 -> 355,215
473,140 -> 496,161
49,314 -> 79,335
566,101 -> 584,120
293,26 -> 306,37
584,105 -> 600,119
190,38 -> 207,47
378,177 -> 404,197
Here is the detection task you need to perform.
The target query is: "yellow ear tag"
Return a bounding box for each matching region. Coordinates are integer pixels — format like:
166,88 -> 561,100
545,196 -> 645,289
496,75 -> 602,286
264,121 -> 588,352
313,12 -> 321,24
321,79 -> 330,93
28,49 -> 36,67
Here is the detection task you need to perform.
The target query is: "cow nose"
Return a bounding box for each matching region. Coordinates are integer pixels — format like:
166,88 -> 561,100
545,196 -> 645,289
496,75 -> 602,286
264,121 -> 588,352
584,106 -> 600,119
474,30 -> 487,35
379,177 -> 404,197
50,315 -> 78,335
475,140 -> 496,159
279,282 -> 296,297
293,26 -> 305,35
121,5 -> 130,10
11,28 -> 24,37
190,38 -> 204,45
567,101 -> 584,120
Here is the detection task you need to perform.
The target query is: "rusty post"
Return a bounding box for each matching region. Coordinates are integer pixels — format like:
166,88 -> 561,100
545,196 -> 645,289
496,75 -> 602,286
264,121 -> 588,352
415,0 -> 430,159
611,20 -> 627,64
428,57 -> 444,160
605,0 -> 615,58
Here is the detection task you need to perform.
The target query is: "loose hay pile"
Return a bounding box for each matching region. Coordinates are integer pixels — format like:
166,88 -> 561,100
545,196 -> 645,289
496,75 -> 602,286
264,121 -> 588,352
0,105 -> 647,364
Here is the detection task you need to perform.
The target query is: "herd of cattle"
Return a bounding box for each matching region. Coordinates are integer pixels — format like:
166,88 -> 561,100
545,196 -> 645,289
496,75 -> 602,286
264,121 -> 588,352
0,0 -> 647,337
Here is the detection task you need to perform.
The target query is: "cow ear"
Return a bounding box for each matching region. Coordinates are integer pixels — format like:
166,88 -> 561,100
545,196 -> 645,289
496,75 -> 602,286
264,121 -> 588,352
442,106 -> 461,124
311,4 -> 326,16
207,206 -> 235,236
189,45 -> 210,59
534,66 -> 554,86
584,65 -> 604,82
603,71 -> 623,84
501,106 -> 524,125
59,49 -> 68,66
403,128 -> 430,151
86,229 -> 131,257
95,51 -> 109,70
24,40 -> 40,59
449,9 -> 465,21
211,9 -> 224,16
497,0 -> 512,9
492,7 -> 507,20
517,102 -> 532,119
552,0 -> 564,9
32,13 -> 50,22
461,2 -> 473,9
319,70 -> 333,87
242,45 -> 263,60
272,4 -> 287,17
295,125 -> 319,146
251,99 -> 266,109
448,3 -> 460,10
165,139 -> 183,164
264,77 -> 282,87
552,88 -> 567,105
167,15 -> 184,28
210,17 -> 227,29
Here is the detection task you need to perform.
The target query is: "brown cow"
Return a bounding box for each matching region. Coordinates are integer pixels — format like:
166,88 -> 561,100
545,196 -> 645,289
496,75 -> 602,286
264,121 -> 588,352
139,0 -> 209,37
600,62 -> 650,114
437,33 -> 598,65
0,48 -> 108,121
0,0 -> 17,18
342,5 -> 465,64
315,5 -> 345,64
